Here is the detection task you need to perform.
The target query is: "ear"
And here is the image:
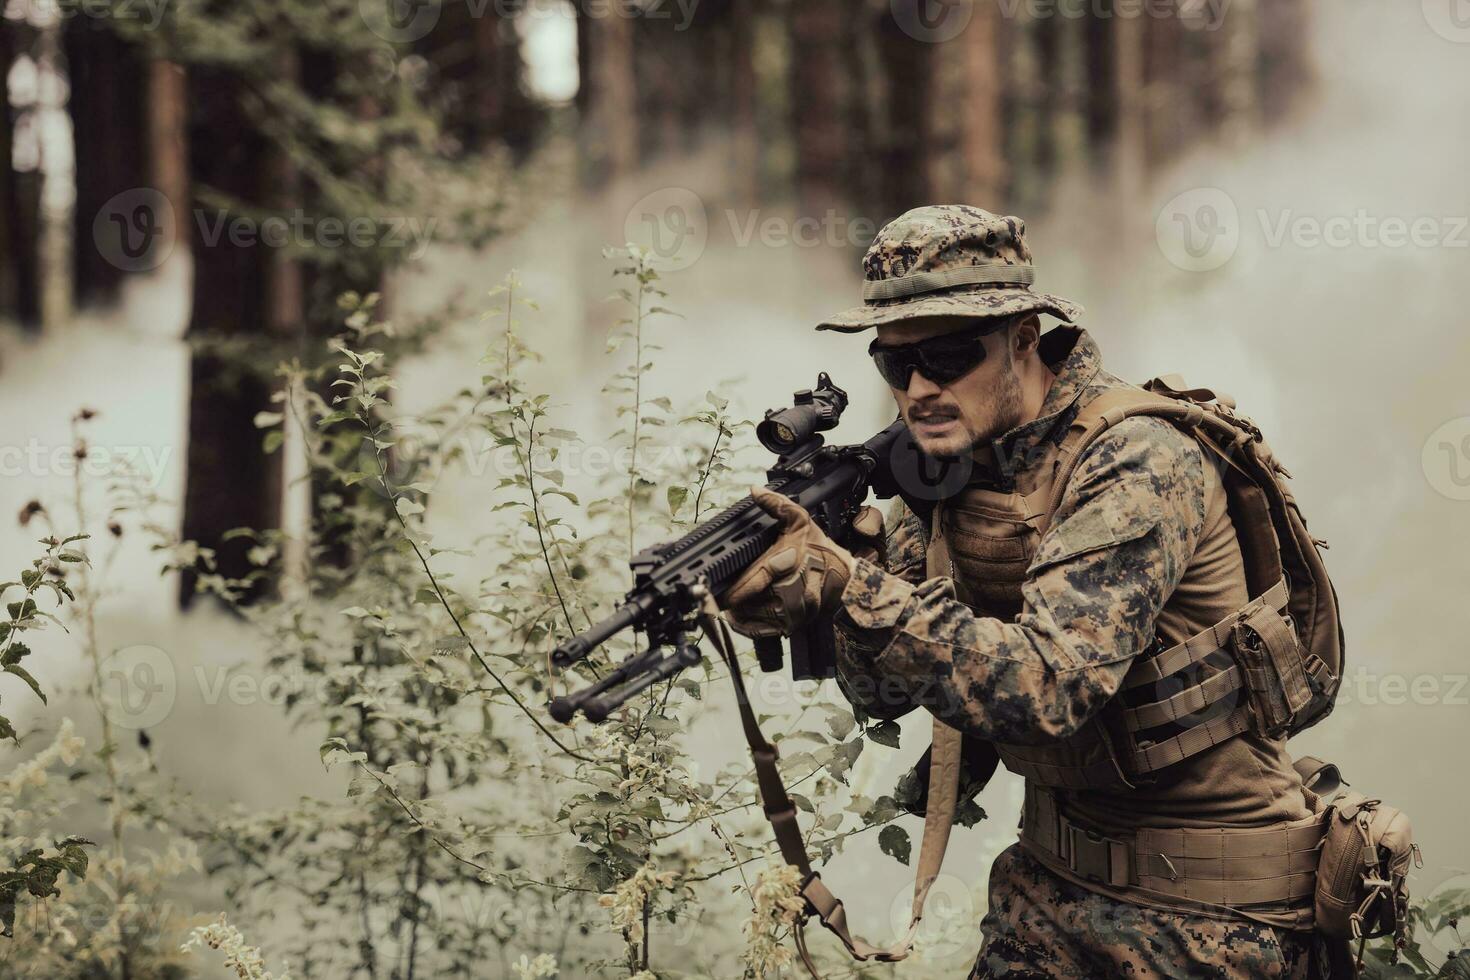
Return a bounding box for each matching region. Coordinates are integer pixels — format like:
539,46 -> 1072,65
1012,314 -> 1042,356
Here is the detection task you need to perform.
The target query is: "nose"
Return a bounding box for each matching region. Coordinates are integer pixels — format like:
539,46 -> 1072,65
904,368 -> 942,401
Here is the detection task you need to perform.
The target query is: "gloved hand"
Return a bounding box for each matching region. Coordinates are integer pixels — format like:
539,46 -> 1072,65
719,486 -> 884,638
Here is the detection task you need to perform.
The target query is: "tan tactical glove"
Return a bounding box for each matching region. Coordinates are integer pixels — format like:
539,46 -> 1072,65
719,486 -> 884,638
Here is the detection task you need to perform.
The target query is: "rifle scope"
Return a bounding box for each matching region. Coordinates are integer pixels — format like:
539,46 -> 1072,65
756,372 -> 848,454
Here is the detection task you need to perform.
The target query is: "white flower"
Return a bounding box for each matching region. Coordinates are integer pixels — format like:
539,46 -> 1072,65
510,952 -> 558,979
742,862 -> 806,977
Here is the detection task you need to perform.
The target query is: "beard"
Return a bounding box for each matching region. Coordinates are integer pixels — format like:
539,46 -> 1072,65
909,358 -> 1026,459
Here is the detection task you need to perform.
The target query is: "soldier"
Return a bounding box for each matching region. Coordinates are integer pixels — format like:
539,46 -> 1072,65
721,205 -> 1337,978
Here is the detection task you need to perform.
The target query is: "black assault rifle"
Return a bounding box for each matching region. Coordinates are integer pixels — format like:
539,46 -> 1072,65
548,373 -> 963,724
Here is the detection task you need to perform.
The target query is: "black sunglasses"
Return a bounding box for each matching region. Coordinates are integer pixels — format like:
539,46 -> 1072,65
867,319 -> 1011,389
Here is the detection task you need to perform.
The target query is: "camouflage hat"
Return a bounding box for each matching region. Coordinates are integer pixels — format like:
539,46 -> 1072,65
816,205 -> 1083,332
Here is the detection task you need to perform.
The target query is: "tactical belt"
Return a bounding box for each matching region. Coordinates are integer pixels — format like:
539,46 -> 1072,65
1019,784 -> 1326,926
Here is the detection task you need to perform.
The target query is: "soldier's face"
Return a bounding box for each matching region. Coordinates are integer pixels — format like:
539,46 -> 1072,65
873,317 -> 1027,457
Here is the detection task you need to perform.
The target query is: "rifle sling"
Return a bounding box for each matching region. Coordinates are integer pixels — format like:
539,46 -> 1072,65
697,594 -> 962,978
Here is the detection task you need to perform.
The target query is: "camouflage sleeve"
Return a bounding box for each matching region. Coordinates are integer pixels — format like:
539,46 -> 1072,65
832,418 -> 1207,744
833,498 -> 927,720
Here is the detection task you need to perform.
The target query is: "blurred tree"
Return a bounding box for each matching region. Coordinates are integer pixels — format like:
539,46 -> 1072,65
928,0 -> 1006,207
1258,0 -> 1310,127
64,19 -> 148,309
873,4 -> 935,220
1,20 -> 42,327
1143,1 -> 1185,173
178,65 -> 287,606
789,0 -> 847,215
416,3 -> 542,161
578,5 -> 637,185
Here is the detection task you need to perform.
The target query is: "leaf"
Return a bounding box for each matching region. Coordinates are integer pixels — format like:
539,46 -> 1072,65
865,720 -> 901,749
825,739 -> 864,785
4,662 -> 45,706
862,795 -> 901,825
878,825 -> 911,866
253,411 -> 284,429
823,706 -> 856,741
666,486 -> 689,516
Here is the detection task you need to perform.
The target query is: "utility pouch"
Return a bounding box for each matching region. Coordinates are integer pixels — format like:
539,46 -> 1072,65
1232,603 -> 1313,737
1314,791 -> 1419,954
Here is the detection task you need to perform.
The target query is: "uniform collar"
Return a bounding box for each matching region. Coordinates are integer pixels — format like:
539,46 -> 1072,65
976,326 -> 1105,490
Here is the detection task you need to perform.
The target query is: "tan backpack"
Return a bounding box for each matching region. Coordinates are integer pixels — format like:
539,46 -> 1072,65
1130,374 -> 1346,736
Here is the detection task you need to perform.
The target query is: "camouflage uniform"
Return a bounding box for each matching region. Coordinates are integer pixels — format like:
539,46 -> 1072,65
713,205 -> 1335,977
831,326 -> 1321,977
969,846 -> 1322,979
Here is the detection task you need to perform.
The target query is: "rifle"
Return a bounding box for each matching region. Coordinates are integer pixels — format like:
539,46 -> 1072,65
548,375 -> 980,974
548,373 -> 955,724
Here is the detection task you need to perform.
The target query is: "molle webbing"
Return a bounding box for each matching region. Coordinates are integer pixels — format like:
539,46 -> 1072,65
1021,786 -> 1324,924
993,752 -> 1125,791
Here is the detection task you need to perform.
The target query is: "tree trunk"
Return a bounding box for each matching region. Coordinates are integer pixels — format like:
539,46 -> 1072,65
1142,1 -> 1184,175
790,0 -> 845,215
1256,0 -> 1309,126
1215,0 -> 1259,147
417,4 -> 539,159
728,1 -> 760,206
0,23 -> 39,325
578,7 -> 638,187
177,67 -> 281,606
64,19 -> 148,309
147,59 -> 188,255
1111,3 -> 1147,203
1082,5 -> 1117,172
874,8 -> 934,221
